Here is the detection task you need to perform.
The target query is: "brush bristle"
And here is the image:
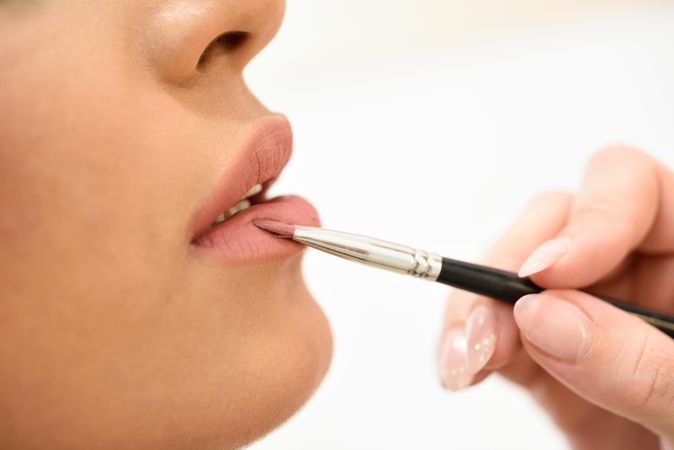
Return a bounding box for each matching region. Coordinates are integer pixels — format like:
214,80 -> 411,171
252,219 -> 295,238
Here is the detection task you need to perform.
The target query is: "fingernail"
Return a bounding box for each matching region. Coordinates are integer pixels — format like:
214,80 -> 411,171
514,294 -> 594,363
518,237 -> 572,277
438,328 -> 473,391
465,305 -> 497,374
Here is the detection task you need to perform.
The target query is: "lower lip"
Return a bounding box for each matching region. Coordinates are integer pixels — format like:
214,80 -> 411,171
192,195 -> 320,264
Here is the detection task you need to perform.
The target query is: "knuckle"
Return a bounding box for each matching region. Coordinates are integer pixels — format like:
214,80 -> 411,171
527,190 -> 573,210
589,145 -> 648,166
586,146 -> 656,188
570,196 -> 637,242
609,334 -> 674,416
572,198 -> 634,228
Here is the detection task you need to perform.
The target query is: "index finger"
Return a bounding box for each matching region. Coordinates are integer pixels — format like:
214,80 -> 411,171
524,147 -> 674,288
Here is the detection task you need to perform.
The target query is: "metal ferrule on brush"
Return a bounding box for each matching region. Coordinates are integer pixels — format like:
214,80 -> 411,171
293,226 -> 443,280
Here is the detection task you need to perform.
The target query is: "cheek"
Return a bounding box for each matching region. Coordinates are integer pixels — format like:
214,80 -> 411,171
0,26 -> 229,300
0,6 -> 331,449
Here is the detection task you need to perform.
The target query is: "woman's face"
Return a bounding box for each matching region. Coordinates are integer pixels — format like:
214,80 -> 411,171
0,1 -> 332,448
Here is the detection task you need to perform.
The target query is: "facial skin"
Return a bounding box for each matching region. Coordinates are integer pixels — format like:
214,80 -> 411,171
0,1 -> 332,449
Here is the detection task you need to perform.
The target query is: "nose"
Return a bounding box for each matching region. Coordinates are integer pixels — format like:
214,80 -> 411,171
142,0 -> 285,84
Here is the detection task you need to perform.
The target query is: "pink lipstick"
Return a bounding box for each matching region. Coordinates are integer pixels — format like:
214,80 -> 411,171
190,116 -> 320,264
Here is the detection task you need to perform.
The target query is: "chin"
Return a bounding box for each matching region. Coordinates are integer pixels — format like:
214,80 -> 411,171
211,255 -> 334,449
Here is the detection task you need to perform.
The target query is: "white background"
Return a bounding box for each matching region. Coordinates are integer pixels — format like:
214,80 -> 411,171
246,2 -> 674,449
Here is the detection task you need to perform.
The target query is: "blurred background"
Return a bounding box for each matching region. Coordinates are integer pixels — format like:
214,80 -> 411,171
246,1 -> 674,449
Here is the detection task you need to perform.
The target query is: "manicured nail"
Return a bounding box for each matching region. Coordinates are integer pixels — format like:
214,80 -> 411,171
465,305 -> 497,374
518,237 -> 572,277
438,327 -> 473,391
514,294 -> 593,363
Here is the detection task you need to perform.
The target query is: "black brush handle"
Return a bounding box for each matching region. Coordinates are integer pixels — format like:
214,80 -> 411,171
437,257 -> 674,339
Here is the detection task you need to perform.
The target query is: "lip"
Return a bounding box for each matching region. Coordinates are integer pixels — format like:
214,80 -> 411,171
193,195 -> 320,263
190,116 -> 320,263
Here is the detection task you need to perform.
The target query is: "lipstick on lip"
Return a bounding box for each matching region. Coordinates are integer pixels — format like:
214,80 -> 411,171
194,196 -> 319,264
189,116 -> 321,263
189,116 -> 294,243
254,219 -> 674,339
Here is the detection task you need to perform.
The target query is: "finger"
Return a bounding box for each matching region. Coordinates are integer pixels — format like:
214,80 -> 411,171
519,147 -> 674,287
438,291 -> 521,387
514,289 -> 674,441
438,191 -> 572,390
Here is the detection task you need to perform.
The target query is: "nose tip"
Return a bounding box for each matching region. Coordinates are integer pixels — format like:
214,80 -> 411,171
142,0 -> 286,84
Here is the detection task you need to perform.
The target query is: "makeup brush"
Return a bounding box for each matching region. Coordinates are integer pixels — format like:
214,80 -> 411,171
253,219 -> 674,339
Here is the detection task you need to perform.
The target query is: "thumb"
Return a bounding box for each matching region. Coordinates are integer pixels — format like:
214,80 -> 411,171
514,290 -> 674,440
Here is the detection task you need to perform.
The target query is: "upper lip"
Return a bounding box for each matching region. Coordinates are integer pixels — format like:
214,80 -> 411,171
189,115 -> 293,241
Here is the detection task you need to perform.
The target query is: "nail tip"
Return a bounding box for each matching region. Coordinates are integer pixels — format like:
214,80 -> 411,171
518,269 -> 532,278
440,375 -> 473,392
465,307 -> 498,375
518,263 -> 544,278
466,343 -> 496,375
518,236 -> 572,278
438,329 -> 473,391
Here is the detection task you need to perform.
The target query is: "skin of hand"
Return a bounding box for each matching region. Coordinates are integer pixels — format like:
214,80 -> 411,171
437,147 -> 674,450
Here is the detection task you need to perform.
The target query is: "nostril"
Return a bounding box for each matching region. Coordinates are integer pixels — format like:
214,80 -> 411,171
197,31 -> 250,69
